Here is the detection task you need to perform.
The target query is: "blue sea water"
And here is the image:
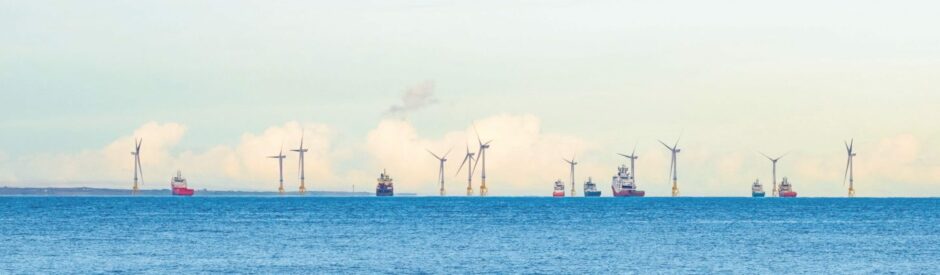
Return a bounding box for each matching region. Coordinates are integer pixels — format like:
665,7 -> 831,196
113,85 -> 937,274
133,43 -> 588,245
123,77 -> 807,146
1,197 -> 938,274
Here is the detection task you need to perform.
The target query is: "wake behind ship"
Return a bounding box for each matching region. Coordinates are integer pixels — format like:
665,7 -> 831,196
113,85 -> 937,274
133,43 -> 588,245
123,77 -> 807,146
583,177 -> 601,197
170,170 -> 195,196
376,170 -> 394,197
611,165 -> 644,197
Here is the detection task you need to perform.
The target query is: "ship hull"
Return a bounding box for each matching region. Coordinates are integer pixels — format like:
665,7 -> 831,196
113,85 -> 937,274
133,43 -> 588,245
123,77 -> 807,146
779,191 -> 797,197
611,187 -> 645,197
376,190 -> 393,197
552,191 -> 565,197
752,191 -> 765,197
172,187 -> 194,196
584,191 -> 602,197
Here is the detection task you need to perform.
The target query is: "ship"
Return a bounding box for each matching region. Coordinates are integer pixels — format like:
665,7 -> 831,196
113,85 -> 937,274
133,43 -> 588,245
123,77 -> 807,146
751,178 -> 765,197
583,177 -> 601,197
778,177 -> 797,197
170,170 -> 195,196
552,180 -> 565,197
611,165 -> 645,197
376,170 -> 394,197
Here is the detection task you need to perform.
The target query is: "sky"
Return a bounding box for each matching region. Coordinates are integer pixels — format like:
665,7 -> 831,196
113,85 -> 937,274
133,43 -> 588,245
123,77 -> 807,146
1,0 -> 939,196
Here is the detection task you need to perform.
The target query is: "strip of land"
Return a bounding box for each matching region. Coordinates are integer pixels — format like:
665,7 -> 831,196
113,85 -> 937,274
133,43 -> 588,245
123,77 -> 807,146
0,187 -> 415,196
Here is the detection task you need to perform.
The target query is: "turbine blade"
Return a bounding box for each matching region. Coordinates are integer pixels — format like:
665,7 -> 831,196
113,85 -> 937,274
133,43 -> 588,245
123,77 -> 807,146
631,143 -> 637,156
471,149 -> 482,175
444,147 -> 453,159
456,156 -> 470,175
658,140 -> 671,150
473,124 -> 482,145
427,149 -> 441,160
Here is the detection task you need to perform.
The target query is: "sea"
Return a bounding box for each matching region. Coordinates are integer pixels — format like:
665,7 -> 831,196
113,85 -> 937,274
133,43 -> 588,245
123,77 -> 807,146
1,197 -> 938,274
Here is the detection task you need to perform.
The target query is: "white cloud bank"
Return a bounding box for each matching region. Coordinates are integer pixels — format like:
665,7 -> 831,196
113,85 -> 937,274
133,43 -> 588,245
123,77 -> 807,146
3,116 -> 940,196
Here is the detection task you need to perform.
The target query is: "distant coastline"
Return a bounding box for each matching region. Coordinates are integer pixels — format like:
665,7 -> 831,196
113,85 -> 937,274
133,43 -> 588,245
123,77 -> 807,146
0,187 -> 415,196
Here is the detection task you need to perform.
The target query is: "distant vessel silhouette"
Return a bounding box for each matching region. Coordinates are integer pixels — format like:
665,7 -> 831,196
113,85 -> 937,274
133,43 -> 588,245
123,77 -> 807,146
170,170 -> 195,196
376,170 -> 394,197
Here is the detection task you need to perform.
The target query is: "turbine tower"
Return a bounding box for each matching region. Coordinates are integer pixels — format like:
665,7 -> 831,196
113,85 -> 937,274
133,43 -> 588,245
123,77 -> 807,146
456,144 -> 476,196
131,138 -> 143,195
268,145 -> 288,195
428,148 -> 451,196
564,156 -> 578,197
761,152 -> 786,197
291,133 -> 309,195
844,139 -> 857,198
472,125 -> 492,196
659,139 -> 681,197
618,145 -> 639,180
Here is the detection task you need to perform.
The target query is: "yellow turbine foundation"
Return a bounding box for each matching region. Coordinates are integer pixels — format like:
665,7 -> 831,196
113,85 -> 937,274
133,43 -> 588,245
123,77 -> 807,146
480,181 -> 488,197
671,180 -> 679,197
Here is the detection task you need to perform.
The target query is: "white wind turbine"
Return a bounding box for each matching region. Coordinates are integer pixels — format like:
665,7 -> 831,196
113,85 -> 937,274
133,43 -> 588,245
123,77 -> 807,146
564,156 -> 578,197
428,148 -> 452,196
659,138 -> 682,197
760,152 -> 786,197
456,144 -> 476,196
131,138 -> 143,195
291,132 -> 309,194
471,125 -> 492,196
269,144 -> 288,195
618,145 -> 639,181
844,139 -> 857,198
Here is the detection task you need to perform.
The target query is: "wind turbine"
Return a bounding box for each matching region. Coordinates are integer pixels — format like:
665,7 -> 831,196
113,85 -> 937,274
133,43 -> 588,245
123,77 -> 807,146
659,138 -> 681,197
844,139 -> 857,198
291,132 -> 309,194
618,145 -> 639,180
456,144 -> 476,196
131,138 -> 143,195
471,125 -> 492,196
428,148 -> 452,196
760,152 -> 786,197
269,144 -> 288,195
564,156 -> 578,197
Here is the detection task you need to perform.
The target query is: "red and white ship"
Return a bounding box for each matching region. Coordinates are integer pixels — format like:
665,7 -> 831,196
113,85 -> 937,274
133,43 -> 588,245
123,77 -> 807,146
611,165 -> 645,197
778,177 -> 797,197
552,180 -> 565,197
170,170 -> 195,196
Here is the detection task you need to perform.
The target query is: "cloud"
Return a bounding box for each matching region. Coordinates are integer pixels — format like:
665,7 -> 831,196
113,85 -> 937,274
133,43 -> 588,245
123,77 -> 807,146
364,114 -> 595,195
11,121 -> 337,191
386,81 -> 438,116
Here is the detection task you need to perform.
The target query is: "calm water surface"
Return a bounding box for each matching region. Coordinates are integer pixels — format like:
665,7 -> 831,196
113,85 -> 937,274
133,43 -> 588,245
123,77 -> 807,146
1,197 -> 938,274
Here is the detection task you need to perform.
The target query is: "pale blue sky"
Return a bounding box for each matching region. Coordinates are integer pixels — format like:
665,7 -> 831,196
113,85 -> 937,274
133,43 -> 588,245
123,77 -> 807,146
1,1 -> 939,195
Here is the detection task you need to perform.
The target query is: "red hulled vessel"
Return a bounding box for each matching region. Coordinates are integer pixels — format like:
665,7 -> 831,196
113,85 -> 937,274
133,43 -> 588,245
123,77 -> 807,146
171,170 -> 195,196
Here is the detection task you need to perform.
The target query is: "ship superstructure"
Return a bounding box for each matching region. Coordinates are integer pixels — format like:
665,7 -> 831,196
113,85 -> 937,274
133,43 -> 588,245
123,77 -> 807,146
170,170 -> 195,196
778,177 -> 797,197
583,177 -> 601,197
751,178 -> 765,197
376,170 -> 394,197
552,180 -> 565,197
611,165 -> 645,197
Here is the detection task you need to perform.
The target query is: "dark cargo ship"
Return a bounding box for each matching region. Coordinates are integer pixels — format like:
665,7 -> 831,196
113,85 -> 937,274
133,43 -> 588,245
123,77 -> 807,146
376,170 -> 394,197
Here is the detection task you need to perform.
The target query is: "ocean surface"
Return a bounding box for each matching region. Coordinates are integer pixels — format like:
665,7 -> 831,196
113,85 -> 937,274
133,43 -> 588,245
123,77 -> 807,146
1,197 -> 938,274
